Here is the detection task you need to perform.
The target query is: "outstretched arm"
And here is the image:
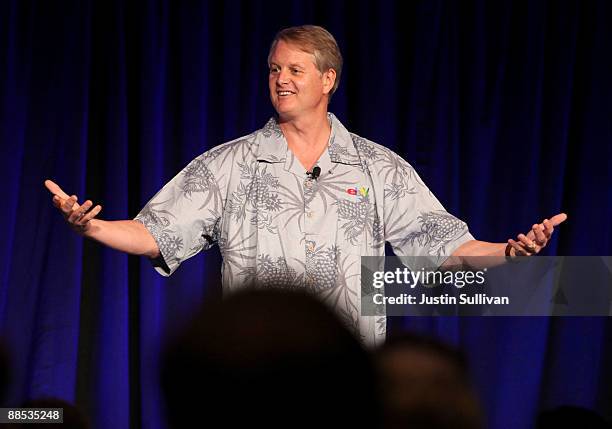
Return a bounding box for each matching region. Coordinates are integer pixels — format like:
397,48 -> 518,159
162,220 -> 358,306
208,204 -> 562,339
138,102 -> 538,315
45,179 -> 160,258
444,213 -> 567,267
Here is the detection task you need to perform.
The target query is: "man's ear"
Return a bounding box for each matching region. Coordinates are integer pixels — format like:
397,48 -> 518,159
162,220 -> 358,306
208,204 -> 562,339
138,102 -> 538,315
322,69 -> 337,95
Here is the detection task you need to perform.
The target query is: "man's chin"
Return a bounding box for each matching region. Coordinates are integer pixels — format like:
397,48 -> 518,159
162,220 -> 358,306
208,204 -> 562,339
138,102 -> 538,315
273,101 -> 294,112
275,108 -> 298,122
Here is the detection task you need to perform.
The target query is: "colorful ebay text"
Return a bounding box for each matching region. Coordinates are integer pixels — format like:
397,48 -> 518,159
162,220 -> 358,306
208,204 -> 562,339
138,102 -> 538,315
347,186 -> 369,197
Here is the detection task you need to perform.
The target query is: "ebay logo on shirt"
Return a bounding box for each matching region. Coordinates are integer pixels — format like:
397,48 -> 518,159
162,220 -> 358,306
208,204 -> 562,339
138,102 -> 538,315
347,186 -> 369,197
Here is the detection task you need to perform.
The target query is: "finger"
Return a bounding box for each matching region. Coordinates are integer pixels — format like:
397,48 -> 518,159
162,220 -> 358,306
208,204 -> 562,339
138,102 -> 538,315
542,219 -> 554,239
68,200 -> 93,223
509,238 -> 529,256
44,180 -> 71,199
52,195 -> 63,209
526,229 -> 536,240
532,224 -> 547,245
72,201 -> 96,224
518,234 -> 538,253
508,239 -> 527,256
78,205 -> 102,224
60,196 -> 80,216
549,213 -> 567,227
60,195 -> 77,212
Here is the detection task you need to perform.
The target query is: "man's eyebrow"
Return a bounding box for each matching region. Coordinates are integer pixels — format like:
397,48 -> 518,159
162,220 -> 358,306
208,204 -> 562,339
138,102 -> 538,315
269,61 -> 306,68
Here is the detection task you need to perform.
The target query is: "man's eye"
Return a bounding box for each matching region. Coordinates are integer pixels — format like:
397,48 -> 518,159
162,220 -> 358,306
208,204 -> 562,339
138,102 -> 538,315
291,69 -> 301,74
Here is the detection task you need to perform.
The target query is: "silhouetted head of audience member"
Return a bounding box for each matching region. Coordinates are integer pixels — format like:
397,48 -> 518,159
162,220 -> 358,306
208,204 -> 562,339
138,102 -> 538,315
376,332 -> 483,429
11,397 -> 90,429
537,405 -> 611,429
161,288 -> 381,428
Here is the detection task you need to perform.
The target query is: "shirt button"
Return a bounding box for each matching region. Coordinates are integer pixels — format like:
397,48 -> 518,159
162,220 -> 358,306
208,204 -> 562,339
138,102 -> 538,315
305,181 -> 313,188
306,211 -> 313,218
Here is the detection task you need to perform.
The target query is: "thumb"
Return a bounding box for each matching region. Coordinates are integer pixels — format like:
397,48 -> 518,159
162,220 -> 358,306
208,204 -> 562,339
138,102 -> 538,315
45,179 -> 70,199
550,213 -> 568,227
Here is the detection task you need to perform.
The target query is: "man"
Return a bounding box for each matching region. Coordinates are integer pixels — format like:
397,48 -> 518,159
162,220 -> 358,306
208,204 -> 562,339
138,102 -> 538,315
45,25 -> 566,345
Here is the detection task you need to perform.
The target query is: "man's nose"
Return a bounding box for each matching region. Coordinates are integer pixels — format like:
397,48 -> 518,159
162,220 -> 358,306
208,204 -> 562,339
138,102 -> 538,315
277,68 -> 290,85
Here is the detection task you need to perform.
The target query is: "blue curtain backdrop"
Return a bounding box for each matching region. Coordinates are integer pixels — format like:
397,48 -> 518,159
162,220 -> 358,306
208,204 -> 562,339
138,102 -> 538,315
1,0 -> 611,428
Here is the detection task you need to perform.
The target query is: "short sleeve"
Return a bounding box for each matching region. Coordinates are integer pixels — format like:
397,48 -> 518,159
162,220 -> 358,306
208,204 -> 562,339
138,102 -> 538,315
382,155 -> 474,270
134,154 -> 223,276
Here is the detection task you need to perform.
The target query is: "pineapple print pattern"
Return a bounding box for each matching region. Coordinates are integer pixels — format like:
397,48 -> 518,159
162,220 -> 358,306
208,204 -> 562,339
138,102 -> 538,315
156,234 -> 184,257
182,158 -> 216,196
305,241 -> 339,291
352,136 -> 381,162
135,113 -> 473,347
252,254 -> 300,289
401,210 -> 469,256
335,195 -> 375,246
328,135 -> 352,163
136,205 -> 184,260
227,162 -> 283,225
261,117 -> 284,139
136,205 -> 171,236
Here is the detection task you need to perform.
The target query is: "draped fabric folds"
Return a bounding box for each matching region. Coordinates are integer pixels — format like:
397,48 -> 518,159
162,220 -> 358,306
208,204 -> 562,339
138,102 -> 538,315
1,1 -> 610,428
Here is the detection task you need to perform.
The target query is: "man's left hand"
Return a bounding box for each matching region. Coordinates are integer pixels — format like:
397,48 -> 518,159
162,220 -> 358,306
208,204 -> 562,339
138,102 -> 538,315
507,213 -> 568,256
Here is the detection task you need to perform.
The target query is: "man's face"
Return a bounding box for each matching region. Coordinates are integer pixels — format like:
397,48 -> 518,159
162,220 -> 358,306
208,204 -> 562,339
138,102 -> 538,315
268,40 -> 333,120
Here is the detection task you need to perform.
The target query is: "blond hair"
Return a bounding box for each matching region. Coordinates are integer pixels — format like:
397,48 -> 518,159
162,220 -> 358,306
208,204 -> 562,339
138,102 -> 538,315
268,25 -> 343,96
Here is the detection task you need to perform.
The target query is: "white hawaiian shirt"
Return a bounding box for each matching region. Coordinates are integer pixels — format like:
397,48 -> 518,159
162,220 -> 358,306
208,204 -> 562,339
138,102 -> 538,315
135,113 -> 474,346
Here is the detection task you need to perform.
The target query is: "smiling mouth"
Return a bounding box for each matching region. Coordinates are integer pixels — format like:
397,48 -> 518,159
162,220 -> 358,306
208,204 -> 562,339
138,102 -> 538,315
277,91 -> 295,97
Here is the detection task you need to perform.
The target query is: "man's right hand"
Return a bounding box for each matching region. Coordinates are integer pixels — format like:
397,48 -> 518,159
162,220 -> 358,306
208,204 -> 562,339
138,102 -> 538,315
44,179 -> 160,258
45,179 -> 102,236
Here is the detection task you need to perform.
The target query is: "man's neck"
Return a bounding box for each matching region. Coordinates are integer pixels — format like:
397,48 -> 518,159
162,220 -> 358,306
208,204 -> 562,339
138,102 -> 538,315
279,112 -> 330,146
278,111 -> 332,171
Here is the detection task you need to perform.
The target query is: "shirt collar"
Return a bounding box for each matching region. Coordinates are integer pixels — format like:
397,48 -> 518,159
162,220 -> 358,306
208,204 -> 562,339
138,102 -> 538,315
255,117 -> 288,163
326,113 -> 361,165
256,113 -> 361,165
